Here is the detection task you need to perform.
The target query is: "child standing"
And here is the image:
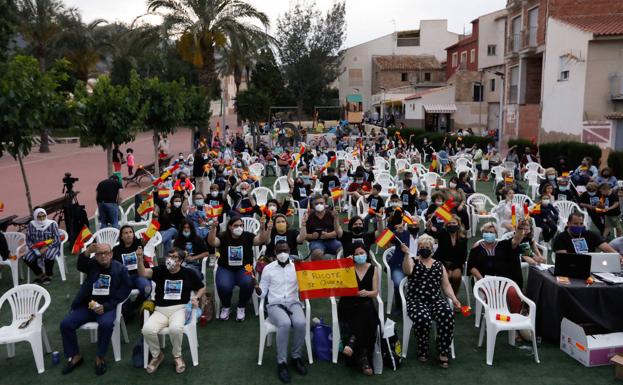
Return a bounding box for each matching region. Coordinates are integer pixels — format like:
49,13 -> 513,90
126,148 -> 135,176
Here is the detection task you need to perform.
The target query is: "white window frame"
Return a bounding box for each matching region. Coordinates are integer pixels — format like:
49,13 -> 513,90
452,52 -> 458,68
470,49 -> 476,63
460,51 -> 467,64
559,56 -> 570,81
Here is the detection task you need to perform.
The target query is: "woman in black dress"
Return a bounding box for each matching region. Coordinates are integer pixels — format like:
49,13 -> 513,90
338,243 -> 380,376
401,235 -> 461,368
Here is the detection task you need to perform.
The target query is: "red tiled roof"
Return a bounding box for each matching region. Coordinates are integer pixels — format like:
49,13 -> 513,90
404,86 -> 449,101
556,14 -> 623,36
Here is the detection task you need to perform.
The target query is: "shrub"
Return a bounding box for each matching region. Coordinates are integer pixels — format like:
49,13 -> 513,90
508,138 -> 534,158
538,141 -> 601,169
607,151 -> 623,179
412,132 -> 490,150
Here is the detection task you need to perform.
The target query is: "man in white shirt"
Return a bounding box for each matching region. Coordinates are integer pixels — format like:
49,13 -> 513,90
255,242 -> 307,383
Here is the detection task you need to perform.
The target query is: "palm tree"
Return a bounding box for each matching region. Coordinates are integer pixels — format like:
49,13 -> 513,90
15,0 -> 68,152
147,0 -> 271,99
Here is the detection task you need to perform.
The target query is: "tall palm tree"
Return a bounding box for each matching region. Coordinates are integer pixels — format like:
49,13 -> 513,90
147,0 -> 271,98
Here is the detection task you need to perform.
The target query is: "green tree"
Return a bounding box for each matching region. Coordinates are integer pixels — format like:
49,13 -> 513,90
76,74 -> 145,176
183,85 -> 212,136
235,86 -> 271,123
0,0 -> 19,61
0,55 -> 70,213
276,1 -> 346,116
147,0 -> 271,98
140,76 -> 186,174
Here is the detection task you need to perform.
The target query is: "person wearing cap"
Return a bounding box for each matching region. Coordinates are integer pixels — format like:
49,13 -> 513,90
256,242 -> 308,383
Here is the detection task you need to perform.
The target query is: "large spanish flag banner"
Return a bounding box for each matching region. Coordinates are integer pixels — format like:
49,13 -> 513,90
295,259 -> 359,299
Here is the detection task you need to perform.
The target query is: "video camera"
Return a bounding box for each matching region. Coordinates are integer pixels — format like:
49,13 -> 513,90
62,172 -> 79,193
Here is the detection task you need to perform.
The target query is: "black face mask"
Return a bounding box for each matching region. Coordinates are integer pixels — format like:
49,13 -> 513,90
446,225 -> 459,234
419,248 -> 432,259
351,226 -> 364,234
408,227 -> 419,236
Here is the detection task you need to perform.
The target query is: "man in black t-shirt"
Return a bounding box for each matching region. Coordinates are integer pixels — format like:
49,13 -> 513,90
0,232 -> 8,260
96,176 -> 122,229
319,167 -> 341,197
139,248 -> 205,374
553,212 -> 615,254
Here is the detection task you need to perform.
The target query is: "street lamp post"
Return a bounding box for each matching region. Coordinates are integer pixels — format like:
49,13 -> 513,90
380,87 -> 386,128
494,71 -> 505,152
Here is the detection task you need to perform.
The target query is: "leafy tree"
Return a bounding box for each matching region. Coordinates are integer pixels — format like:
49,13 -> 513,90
276,1 -> 346,116
0,0 -> 19,61
235,86 -> 271,123
0,55 -> 70,213
147,0 -> 271,98
76,73 -> 145,176
183,85 -> 212,131
140,76 -> 186,174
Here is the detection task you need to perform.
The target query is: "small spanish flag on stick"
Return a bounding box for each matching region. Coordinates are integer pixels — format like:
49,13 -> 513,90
429,154 -> 438,172
32,239 -> 54,249
260,205 -> 273,219
72,225 -> 93,254
137,195 -> 155,216
207,205 -> 223,218
375,229 -> 397,248
152,163 -> 180,186
330,187 -> 344,202
142,219 -> 160,242
157,188 -> 170,199
531,203 -> 541,215
511,205 -> 517,227
290,145 -> 306,170
523,203 -> 530,219
318,156 -> 337,174
434,198 -> 456,223
403,213 -> 415,225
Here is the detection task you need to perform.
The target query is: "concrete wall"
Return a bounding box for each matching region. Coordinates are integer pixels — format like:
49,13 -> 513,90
371,66 -> 445,96
404,86 -> 455,120
541,18 -> 590,138
584,39 -> 623,120
455,102 -> 489,130
338,20 -> 458,112
478,10 -> 507,70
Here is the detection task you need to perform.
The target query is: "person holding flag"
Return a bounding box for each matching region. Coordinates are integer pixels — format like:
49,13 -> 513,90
492,188 -> 520,233
23,208 -> 62,285
401,234 -> 461,369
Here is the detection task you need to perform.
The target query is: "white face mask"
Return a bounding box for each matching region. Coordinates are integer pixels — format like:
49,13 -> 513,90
210,191 -> 219,197
449,182 -> 457,189
276,252 -> 290,263
542,199 -> 550,205
232,227 -> 243,236
173,201 -> 182,208
315,204 -> 325,213
165,257 -> 177,271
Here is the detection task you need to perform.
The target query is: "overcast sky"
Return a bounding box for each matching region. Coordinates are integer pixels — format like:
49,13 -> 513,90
63,0 -> 507,48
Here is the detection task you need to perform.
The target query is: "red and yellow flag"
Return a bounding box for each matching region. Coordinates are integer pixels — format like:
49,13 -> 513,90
523,203 -> 530,219
294,258 -> 359,299
429,154 -> 438,172
207,205 -> 223,218
504,176 -> 514,184
238,206 -> 254,214
290,145 -> 306,170
32,238 -> 54,249
375,229 -> 395,248
403,213 -> 415,225
330,187 -> 344,201
319,155 -> 337,174
531,203 -> 541,215
511,205 -> 517,227
72,225 -> 93,254
137,195 -> 155,217
260,205 -> 273,219
142,219 -> 160,242
152,163 -> 180,186
157,188 -> 170,199
434,198 -> 456,223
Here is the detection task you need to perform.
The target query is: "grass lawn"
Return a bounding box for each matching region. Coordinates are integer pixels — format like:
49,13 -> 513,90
0,174 -> 619,385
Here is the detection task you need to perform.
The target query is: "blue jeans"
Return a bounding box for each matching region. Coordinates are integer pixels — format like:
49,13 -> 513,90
98,202 -> 119,229
308,239 -> 342,255
160,228 -> 178,254
363,213 -> 379,232
123,274 -> 152,314
215,267 -> 253,308
60,306 -> 116,358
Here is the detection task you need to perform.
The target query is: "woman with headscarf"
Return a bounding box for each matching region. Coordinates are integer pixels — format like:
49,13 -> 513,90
23,208 -> 61,285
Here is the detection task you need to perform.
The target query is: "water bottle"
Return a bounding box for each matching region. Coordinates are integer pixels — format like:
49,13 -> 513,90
51,351 -> 60,365
184,302 -> 193,325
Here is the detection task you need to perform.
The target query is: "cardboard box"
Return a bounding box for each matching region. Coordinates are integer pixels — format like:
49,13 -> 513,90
561,318 -> 623,367
612,355 -> 623,380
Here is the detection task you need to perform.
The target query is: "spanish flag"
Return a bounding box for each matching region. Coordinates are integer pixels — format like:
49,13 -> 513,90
396,132 -> 405,146
429,154 -> 438,172
319,156 -> 337,174
207,205 -> 223,218
511,205 -> 517,227
523,203 -> 530,219
504,176 -> 514,184
531,203 -> 541,215
368,208 -> 376,216
375,228 -> 395,248
445,164 -> 452,174
238,206 -> 254,214
137,195 -> 155,216
295,258 -> 359,299
434,198 -> 456,223
290,145 -> 306,170
330,187 -> 344,201
32,238 -> 54,249
203,163 -> 212,173
142,219 -> 160,242
72,225 -> 93,254
157,188 -> 170,199
410,186 -> 418,195
152,162 -> 180,186
0,200 -> 4,212
561,171 -> 570,178
403,213 -> 415,225
260,205 -> 273,219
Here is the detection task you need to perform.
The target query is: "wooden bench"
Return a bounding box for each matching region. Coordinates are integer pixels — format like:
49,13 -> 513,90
11,193 -> 78,231
0,215 -> 17,231
123,157 -> 172,188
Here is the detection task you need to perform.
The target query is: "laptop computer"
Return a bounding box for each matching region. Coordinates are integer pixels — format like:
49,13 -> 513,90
588,253 -> 622,274
553,253 -> 591,279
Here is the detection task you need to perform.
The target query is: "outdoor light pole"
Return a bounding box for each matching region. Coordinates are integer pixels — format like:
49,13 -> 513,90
495,71 -> 505,152
380,87 -> 386,128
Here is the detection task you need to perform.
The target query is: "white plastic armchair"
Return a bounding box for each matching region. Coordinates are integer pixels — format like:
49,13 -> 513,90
79,295 -> 130,362
489,166 -> 505,191
56,229 -> 69,281
1,232 -> 25,287
399,277 -> 455,359
135,228 -> 163,264
124,205 -> 153,228
272,176 -> 290,197
241,217 -> 261,235
252,186 -> 274,208
552,201 -> 589,233
0,284 -> 52,374
374,157 -> 390,172
94,205 -> 127,231
512,194 -> 534,208
258,296 -> 313,365
473,276 -> 540,365
466,194 -> 497,235
381,247 -> 396,314
249,162 -> 265,178
394,159 -> 411,175
80,228 -> 120,284
412,163 -> 428,178
524,171 -> 545,201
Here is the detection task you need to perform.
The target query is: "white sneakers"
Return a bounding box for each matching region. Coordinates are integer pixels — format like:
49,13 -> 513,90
236,307 -> 246,322
219,307 -> 231,321
219,307 -> 246,321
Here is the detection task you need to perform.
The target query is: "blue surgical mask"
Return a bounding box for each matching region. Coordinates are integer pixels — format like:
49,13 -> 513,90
354,254 -> 367,265
194,199 -> 204,207
569,225 -> 585,236
559,186 -> 569,191
587,191 -> 596,197
483,233 -> 496,243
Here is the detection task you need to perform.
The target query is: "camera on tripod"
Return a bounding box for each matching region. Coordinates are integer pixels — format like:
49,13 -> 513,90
62,172 -> 79,194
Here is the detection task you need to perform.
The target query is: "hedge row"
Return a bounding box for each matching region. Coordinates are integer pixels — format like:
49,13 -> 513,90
608,151 -> 623,179
413,132 -> 491,150
387,128 -> 425,142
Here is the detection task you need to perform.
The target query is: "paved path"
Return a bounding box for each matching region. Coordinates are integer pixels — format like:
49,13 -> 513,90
0,129 -> 192,220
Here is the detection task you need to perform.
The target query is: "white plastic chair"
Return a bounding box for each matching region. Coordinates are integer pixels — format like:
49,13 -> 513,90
251,186 -> 274,207
257,296 -> 314,365
56,229 -> 69,281
552,201 -> 590,233
241,217 -> 261,235
473,276 -> 540,365
249,163 -> 265,179
454,157 -> 472,169
525,162 -> 544,175
524,171 -> 545,201
135,228 -> 163,264
503,161 -> 517,175
412,163 -> 428,178
394,159 -> 411,175
512,194 -> 534,208
355,197 -> 369,219
272,176 -> 290,197
79,296 -> 130,362
381,247 -> 396,314
374,157 -> 390,172
143,284 -> 199,367
124,205 -> 153,228
94,206 -> 127,231
466,193 -> 498,234
421,172 -> 443,196
399,278 -> 455,359
80,228 -> 120,284
1,232 -> 25,287
490,166 -> 505,191
0,284 -> 52,374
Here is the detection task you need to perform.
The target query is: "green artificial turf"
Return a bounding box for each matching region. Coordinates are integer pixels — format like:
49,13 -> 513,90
0,175 -> 619,385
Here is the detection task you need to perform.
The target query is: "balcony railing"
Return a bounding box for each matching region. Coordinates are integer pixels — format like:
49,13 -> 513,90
512,33 -> 521,52
527,26 -> 537,47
